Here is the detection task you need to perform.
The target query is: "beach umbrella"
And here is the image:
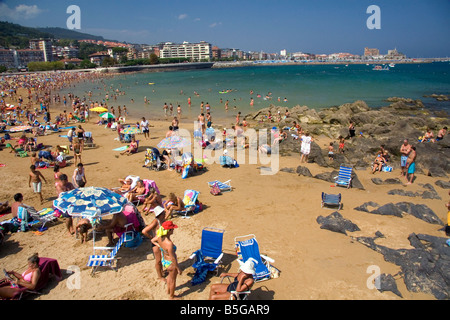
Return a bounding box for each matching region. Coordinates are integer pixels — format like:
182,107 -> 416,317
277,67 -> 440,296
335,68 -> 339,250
99,112 -> 115,119
9,125 -> 32,132
90,106 -> 108,113
157,135 -> 191,149
53,186 -> 128,219
122,126 -> 141,135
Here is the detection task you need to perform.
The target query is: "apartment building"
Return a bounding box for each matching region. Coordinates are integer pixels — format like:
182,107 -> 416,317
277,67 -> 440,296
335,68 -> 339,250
160,41 -> 212,61
30,39 -> 53,62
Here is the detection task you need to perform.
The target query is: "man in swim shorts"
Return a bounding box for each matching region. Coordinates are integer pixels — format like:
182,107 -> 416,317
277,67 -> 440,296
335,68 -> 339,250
400,139 -> 411,177
405,146 -> 416,185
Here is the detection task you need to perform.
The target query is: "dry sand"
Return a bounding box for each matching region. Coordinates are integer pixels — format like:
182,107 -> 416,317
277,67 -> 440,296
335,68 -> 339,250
0,90 -> 448,301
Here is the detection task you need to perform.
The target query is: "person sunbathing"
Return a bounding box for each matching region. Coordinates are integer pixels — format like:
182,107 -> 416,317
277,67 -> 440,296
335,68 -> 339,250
125,180 -> 146,202
141,188 -> 163,216
164,193 -> 184,219
113,178 -> 132,194
120,137 -> 138,156
372,153 -> 387,174
0,253 -> 41,299
209,259 -> 256,300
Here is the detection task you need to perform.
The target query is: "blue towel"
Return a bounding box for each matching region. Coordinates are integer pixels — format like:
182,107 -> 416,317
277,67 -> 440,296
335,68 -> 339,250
191,250 -> 217,285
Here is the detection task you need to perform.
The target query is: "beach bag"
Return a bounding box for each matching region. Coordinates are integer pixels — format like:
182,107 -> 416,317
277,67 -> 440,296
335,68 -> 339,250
124,231 -> 143,249
382,166 -> 393,172
210,182 -> 221,196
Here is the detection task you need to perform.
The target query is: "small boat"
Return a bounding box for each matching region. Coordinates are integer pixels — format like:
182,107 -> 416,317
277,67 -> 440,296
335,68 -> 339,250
373,65 -> 389,71
389,63 -> 395,68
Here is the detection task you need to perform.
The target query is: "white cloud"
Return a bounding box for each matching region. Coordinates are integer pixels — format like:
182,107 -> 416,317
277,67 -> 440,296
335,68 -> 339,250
194,18 -> 201,22
178,14 -> 188,20
209,22 -> 222,28
0,3 -> 44,20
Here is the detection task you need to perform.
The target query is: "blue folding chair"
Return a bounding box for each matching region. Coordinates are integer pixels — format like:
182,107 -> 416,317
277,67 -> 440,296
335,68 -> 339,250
207,180 -> 232,192
189,227 -> 225,285
321,192 -> 342,210
334,165 -> 353,189
87,231 -> 126,275
234,234 -> 276,282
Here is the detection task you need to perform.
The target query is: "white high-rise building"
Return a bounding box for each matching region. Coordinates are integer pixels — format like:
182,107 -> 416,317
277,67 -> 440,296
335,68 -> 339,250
160,41 -> 212,61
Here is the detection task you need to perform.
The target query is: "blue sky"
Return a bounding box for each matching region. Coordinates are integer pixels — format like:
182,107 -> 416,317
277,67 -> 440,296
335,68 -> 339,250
0,0 -> 449,57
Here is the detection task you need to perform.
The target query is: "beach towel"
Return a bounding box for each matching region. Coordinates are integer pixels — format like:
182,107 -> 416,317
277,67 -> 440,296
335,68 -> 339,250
183,190 -> 198,206
36,258 -> 62,291
113,146 -> 129,151
191,250 -> 218,285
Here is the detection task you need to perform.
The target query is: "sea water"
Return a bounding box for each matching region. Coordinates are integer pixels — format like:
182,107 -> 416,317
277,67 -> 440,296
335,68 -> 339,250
60,62 -> 450,122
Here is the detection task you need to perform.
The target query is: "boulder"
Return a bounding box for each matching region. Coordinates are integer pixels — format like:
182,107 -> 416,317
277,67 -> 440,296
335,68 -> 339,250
316,211 -> 360,235
435,180 -> 450,189
296,166 -> 313,177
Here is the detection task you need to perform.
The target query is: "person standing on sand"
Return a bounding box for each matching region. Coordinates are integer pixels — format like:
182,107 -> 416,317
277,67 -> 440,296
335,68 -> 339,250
151,221 -> 182,300
300,132 -> 313,163
400,139 -> 412,177
141,117 -> 150,140
405,146 -> 417,185
55,174 -> 75,235
29,165 -> 47,204
142,206 -> 166,283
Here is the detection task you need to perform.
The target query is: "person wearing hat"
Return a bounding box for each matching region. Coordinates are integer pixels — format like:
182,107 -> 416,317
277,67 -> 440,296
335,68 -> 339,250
209,258 -> 256,300
142,206 -> 166,282
151,220 -> 182,300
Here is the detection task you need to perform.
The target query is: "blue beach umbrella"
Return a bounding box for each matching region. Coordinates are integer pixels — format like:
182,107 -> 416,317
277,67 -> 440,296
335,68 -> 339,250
53,187 -> 128,218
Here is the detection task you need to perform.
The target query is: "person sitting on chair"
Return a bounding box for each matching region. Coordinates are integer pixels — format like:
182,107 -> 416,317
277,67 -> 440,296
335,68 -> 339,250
164,193 -> 184,219
141,188 -> 163,216
209,258 -> 256,300
0,253 -> 41,299
120,137 -> 138,156
125,180 -> 146,202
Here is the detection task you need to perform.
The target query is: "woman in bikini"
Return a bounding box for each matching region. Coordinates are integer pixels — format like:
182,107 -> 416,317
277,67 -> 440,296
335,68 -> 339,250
209,258 -> 256,300
72,137 -> 82,165
164,193 -> 184,219
0,253 -> 41,299
140,188 -> 162,216
142,206 -> 166,282
151,221 -> 181,300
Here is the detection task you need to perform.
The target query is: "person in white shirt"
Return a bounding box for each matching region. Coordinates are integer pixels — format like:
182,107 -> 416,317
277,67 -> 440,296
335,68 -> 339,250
141,117 -> 150,139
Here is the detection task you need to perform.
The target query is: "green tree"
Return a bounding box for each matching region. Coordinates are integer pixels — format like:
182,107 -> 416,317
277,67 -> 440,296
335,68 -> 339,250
149,53 -> 159,65
101,57 -> 116,67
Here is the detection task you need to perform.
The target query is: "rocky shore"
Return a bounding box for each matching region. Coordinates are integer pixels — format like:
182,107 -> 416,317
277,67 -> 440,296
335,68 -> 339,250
244,97 -> 450,177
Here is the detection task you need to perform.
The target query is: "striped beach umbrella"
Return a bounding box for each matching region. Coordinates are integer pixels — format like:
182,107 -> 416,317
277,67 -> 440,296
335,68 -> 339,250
99,112 -> 115,119
53,187 -> 128,218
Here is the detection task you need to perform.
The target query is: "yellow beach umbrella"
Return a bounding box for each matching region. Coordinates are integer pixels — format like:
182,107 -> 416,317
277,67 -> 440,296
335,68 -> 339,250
90,107 -> 108,113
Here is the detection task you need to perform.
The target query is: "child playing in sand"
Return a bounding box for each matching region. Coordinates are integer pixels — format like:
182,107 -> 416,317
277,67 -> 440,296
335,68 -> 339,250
76,218 -> 92,243
28,165 -> 47,204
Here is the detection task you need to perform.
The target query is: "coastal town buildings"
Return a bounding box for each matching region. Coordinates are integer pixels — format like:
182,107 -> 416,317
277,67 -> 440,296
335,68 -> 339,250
29,39 -> 53,62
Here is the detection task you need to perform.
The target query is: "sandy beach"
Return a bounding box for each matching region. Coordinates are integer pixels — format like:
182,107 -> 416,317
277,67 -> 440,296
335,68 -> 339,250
0,77 -> 448,301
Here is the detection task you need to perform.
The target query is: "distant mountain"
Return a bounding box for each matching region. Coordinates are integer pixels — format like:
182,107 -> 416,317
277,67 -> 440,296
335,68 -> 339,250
0,21 -> 54,48
37,27 -> 107,41
0,21 -> 114,49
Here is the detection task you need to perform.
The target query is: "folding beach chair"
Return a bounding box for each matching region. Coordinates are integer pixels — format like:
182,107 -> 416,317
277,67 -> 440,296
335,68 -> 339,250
174,189 -> 201,218
87,231 -> 127,275
207,180 -> 232,193
334,165 -> 353,189
30,208 -> 59,231
84,132 -> 95,148
189,227 -> 225,285
234,234 -> 278,283
321,192 -> 342,210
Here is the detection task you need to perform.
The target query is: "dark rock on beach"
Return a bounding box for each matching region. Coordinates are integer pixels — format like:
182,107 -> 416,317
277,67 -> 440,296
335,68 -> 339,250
435,180 -> 450,189
295,166 -> 312,177
355,233 -> 450,300
316,211 -> 360,235
376,273 -> 403,298
354,202 -> 443,225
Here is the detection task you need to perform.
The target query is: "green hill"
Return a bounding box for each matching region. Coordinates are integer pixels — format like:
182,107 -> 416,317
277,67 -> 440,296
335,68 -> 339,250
0,21 -> 54,48
37,27 -> 106,41
0,21 -> 112,49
